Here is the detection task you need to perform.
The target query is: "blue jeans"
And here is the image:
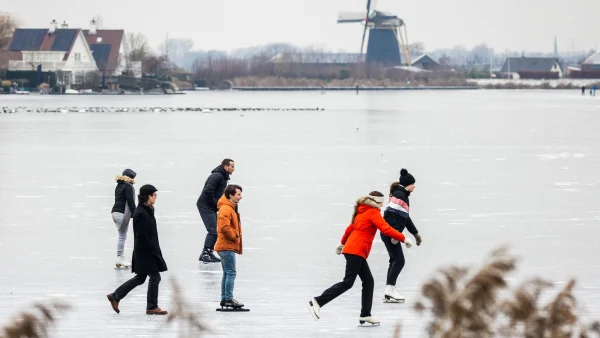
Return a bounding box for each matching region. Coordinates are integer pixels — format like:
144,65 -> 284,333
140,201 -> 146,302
217,251 -> 236,301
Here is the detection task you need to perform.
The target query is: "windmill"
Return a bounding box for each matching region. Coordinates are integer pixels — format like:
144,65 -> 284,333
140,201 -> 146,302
337,0 -> 411,66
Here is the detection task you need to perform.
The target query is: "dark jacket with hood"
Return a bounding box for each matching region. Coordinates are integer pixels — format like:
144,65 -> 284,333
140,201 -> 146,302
383,185 -> 419,235
111,171 -> 136,214
196,166 -> 230,212
131,203 -> 168,274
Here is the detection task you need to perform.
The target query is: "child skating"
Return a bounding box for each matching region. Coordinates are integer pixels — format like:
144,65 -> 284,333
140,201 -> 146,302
381,168 -> 422,303
306,191 -> 413,326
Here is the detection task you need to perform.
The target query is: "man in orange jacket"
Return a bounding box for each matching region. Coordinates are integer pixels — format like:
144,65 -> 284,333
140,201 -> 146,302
307,191 -> 413,326
215,184 -> 244,309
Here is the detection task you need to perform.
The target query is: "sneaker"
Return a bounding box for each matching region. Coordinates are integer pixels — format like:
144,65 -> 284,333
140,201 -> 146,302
306,298 -> 320,320
146,307 -> 168,315
106,293 -> 120,314
223,299 -> 244,308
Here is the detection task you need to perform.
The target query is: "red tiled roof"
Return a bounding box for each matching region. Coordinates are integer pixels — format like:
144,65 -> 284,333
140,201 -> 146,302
82,29 -> 124,72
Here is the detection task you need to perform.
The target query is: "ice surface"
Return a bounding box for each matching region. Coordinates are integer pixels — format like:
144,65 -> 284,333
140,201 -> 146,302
1,90 -> 600,337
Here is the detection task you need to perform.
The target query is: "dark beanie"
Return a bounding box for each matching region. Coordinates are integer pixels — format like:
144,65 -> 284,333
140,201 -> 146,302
139,184 -> 157,196
399,168 -> 415,187
122,168 -> 137,179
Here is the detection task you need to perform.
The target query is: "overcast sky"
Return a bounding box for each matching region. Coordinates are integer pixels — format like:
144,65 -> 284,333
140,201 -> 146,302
2,0 -> 598,54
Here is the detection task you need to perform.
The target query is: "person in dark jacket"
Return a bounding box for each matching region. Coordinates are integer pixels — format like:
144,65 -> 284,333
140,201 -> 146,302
111,169 -> 137,268
107,184 -> 168,315
380,168 -> 423,303
197,159 -> 235,263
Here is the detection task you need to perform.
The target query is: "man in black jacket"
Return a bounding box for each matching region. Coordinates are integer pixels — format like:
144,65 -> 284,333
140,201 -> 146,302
107,184 -> 168,315
197,159 -> 235,263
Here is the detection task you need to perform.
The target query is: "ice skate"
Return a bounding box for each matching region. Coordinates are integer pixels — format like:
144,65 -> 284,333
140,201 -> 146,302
216,299 -> 249,312
383,285 -> 405,303
115,256 -> 131,269
306,298 -> 321,320
359,316 -> 380,326
199,249 -> 220,263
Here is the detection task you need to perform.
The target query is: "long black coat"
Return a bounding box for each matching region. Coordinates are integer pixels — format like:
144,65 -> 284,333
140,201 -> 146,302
131,204 -> 168,274
196,166 -> 230,212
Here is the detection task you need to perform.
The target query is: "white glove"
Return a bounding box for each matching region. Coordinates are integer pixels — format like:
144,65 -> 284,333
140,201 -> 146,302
335,244 -> 344,255
391,239 -> 399,245
404,238 -> 413,248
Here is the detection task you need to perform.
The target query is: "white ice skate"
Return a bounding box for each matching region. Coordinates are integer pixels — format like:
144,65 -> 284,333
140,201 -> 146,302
359,316 -> 380,326
306,298 -> 321,320
383,285 -> 405,303
115,256 -> 131,269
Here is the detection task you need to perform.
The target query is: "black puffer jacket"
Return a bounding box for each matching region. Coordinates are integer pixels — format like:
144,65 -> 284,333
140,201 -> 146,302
383,185 -> 419,235
111,175 -> 136,214
196,166 -> 230,212
131,203 -> 168,274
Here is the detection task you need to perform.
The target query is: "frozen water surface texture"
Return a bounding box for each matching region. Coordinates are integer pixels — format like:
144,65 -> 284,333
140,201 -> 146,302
1,90 -> 600,337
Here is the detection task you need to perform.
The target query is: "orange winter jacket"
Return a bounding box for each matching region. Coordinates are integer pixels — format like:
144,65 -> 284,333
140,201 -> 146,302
341,196 -> 406,259
214,195 -> 243,254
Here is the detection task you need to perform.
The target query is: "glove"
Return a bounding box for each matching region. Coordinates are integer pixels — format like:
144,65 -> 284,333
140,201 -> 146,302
391,239 -> 399,245
404,238 -> 413,248
335,244 -> 344,255
415,234 -> 422,246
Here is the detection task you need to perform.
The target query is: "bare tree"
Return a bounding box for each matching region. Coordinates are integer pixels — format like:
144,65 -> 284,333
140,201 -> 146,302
0,12 -> 19,50
125,32 -> 151,62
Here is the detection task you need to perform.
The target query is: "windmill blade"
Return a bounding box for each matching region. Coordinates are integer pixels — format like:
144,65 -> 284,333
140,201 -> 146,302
360,0 -> 372,55
337,12 -> 367,23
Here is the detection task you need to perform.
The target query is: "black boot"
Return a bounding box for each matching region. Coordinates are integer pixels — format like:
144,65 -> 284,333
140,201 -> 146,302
208,249 -> 221,263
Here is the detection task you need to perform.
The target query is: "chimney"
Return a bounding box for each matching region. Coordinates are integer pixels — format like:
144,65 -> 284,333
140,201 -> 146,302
49,19 -> 58,34
89,18 -> 97,35
61,20 -> 68,29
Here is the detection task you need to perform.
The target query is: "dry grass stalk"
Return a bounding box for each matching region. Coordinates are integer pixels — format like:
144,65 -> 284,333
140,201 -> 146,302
414,247 -> 600,338
0,300 -> 70,338
415,247 -> 517,338
165,277 -> 211,337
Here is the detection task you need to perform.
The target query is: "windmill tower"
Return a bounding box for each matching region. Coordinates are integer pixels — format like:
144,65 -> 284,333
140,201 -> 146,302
337,0 -> 411,66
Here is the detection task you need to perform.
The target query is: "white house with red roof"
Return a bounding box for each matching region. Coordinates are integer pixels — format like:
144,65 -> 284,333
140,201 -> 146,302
4,20 -> 141,85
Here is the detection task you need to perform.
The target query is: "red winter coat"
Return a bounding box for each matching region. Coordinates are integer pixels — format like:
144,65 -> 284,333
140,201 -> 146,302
341,196 -> 406,259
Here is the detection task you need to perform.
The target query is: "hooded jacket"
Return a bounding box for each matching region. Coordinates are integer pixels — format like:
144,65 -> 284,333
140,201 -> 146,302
111,175 -> 136,214
341,196 -> 406,259
383,185 -> 419,235
214,195 -> 243,254
197,166 -> 230,212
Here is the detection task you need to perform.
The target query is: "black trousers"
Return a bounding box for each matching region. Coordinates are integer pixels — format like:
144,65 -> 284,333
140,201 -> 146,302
113,272 -> 161,310
380,233 -> 406,286
198,206 -> 217,250
314,254 -> 374,317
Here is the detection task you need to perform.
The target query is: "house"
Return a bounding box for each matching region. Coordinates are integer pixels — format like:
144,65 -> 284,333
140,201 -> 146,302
411,54 -> 439,70
569,53 -> 600,79
82,28 -> 141,78
4,20 -> 141,86
6,24 -> 98,85
500,57 -> 563,79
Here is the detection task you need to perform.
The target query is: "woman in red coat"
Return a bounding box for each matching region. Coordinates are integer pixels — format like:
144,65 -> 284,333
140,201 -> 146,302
306,191 -> 413,326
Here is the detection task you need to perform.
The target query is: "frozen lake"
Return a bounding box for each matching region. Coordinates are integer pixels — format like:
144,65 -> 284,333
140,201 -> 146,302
1,90 -> 600,337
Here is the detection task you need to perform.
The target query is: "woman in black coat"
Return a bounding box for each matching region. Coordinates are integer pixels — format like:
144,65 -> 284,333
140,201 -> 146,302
107,184 -> 168,315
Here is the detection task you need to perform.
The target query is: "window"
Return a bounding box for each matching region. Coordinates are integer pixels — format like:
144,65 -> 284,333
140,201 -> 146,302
74,53 -> 81,62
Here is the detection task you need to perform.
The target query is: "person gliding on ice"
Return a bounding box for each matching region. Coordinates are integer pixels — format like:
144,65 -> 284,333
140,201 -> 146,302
381,168 -> 422,303
111,169 -> 137,268
307,191 -> 413,326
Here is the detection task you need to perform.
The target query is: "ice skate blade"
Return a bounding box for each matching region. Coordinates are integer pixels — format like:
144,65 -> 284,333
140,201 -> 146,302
216,307 -> 250,312
358,321 -> 380,327
383,298 -> 405,303
114,265 -> 130,269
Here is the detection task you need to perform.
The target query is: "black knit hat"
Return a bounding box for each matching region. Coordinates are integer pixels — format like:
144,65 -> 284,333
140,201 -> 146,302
139,184 -> 157,196
399,168 -> 415,187
122,168 -> 137,179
